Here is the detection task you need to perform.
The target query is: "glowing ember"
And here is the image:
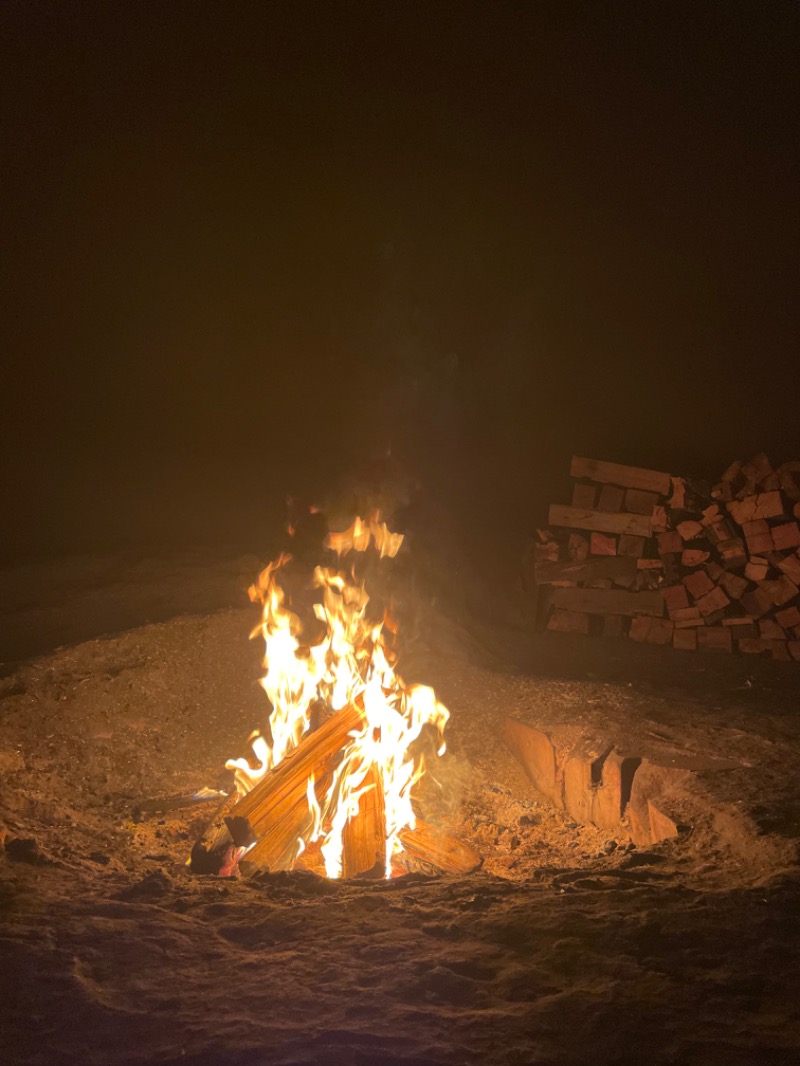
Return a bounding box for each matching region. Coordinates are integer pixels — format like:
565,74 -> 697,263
226,511 -> 450,879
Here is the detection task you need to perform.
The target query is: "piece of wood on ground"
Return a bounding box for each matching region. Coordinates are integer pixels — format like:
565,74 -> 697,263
503,717 -> 561,807
397,818 -> 481,875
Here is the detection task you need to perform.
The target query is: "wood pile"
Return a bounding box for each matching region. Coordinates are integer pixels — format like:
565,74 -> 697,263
526,455 -> 800,662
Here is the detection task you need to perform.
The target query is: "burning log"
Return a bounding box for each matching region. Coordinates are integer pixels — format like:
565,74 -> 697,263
398,817 -> 482,875
234,701 -> 366,872
190,510 -> 479,881
342,765 -> 386,878
190,787 -> 242,874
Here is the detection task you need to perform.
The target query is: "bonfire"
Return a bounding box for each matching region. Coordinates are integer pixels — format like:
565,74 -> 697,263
191,512 -> 480,880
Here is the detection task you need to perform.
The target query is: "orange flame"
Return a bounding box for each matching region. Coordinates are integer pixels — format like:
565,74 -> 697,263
227,513 -> 449,879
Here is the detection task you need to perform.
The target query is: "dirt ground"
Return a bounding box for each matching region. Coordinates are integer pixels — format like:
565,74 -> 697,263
1,550 -> 800,1065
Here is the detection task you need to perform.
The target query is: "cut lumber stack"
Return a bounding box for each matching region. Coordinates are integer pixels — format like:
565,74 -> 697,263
526,454 -> 800,662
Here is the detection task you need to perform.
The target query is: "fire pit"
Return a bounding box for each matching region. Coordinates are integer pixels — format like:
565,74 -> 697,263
191,512 -> 480,880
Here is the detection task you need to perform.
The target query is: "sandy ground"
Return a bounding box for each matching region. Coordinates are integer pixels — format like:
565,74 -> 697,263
1,551 -> 800,1065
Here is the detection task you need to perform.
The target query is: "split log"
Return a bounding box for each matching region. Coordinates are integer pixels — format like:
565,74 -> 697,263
342,764 -> 386,879
658,531 -> 683,555
727,491 -> 784,525
759,618 -> 786,641
775,605 -> 800,629
694,586 -> 730,617
234,701 -> 366,872
534,557 -> 637,586
571,482 -> 597,509
744,557 -> 769,583
761,575 -> 799,607
549,504 -> 652,538
629,616 -> 674,645
618,534 -> 646,557
549,587 -> 664,617
778,552 -> 800,584
567,532 -> 589,562
190,788 -> 242,874
676,520 -> 704,542
569,457 -> 671,496
682,570 -> 715,600
772,522 -> 800,551
718,570 -> 749,600
673,628 -> 697,651
697,627 -> 732,652
741,586 -> 776,619
597,484 -> 625,512
398,817 -> 481,875
590,531 -> 617,556
661,584 -> 689,615
624,488 -> 660,515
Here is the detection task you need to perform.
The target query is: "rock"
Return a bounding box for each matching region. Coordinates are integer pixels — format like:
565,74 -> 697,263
5,837 -> 51,865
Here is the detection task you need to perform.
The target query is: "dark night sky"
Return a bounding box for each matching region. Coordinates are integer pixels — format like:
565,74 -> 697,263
2,2 -> 799,565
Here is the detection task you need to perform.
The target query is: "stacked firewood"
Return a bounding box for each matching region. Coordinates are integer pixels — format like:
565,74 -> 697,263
526,455 -> 800,662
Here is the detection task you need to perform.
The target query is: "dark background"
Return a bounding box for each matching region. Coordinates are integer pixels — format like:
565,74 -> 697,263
2,2 -> 799,571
